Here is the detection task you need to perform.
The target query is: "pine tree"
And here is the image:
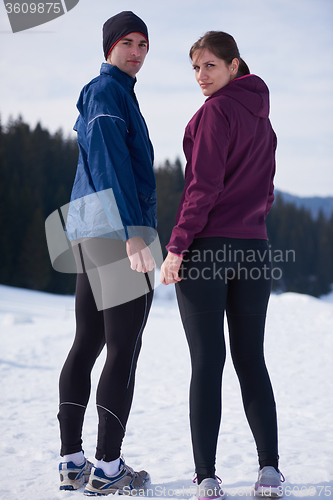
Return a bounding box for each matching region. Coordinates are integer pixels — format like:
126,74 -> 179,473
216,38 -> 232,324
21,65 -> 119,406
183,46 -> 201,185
1,116 -> 332,297
155,158 -> 184,257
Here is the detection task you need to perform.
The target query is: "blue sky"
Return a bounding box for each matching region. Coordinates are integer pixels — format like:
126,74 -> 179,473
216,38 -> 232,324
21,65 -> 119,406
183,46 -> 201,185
1,0 -> 332,196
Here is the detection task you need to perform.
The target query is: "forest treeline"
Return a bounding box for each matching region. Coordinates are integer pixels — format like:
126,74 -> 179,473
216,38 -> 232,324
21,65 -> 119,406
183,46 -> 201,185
1,116 -> 332,297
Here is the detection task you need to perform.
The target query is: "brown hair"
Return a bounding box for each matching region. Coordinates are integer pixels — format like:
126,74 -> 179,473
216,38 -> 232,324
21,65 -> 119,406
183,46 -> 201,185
189,31 -> 250,77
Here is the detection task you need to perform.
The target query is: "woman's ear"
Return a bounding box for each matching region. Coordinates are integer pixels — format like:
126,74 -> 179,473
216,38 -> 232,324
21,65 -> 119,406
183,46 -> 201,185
230,58 -> 240,76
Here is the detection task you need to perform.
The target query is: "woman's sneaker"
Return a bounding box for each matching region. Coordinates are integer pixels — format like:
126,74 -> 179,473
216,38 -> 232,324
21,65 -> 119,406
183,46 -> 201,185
84,457 -> 150,496
59,458 -> 93,490
254,466 -> 285,497
194,476 -> 226,500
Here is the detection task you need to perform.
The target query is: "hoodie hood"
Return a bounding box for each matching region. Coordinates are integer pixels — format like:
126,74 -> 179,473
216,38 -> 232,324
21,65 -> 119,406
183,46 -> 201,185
208,74 -> 270,118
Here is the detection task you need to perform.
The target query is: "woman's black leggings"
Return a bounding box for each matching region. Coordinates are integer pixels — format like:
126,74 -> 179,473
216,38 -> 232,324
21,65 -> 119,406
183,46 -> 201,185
58,238 -> 153,462
175,237 -> 278,477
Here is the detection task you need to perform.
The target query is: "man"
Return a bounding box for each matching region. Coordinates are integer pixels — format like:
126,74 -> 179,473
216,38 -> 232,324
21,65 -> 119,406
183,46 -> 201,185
57,11 -> 157,496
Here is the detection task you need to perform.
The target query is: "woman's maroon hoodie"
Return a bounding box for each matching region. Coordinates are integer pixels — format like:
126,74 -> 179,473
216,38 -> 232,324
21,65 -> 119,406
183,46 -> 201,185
166,74 -> 277,256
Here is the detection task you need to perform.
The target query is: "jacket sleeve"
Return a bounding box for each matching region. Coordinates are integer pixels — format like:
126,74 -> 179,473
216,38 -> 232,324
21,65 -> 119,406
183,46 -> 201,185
265,130 -> 277,217
86,109 -> 144,241
166,102 -> 230,255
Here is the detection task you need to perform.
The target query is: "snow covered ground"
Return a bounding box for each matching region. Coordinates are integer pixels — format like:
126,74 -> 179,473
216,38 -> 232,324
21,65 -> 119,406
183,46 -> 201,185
1,279 -> 332,500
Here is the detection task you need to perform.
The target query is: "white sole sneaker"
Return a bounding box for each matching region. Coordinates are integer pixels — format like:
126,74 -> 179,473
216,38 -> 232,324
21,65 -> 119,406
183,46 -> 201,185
59,458 -> 93,490
254,466 -> 285,498
84,458 -> 150,496
195,477 -> 226,500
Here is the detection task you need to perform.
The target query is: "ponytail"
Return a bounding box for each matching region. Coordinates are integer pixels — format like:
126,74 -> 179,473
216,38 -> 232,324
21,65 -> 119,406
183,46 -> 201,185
237,58 -> 250,77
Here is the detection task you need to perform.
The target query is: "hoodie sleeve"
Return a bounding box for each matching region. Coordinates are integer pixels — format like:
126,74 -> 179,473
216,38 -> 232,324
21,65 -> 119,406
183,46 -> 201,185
265,130 -> 277,217
166,101 -> 230,255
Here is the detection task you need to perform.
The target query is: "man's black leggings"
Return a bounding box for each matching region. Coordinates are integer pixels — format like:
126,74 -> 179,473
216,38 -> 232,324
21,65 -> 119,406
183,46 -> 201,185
175,237 -> 278,477
58,239 -> 153,462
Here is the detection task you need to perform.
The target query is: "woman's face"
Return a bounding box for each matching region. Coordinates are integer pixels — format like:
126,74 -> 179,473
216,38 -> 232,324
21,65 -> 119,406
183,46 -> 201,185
192,48 -> 238,96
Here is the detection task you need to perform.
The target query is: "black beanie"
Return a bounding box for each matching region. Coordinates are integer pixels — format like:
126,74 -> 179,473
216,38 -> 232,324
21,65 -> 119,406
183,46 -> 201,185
103,11 -> 149,60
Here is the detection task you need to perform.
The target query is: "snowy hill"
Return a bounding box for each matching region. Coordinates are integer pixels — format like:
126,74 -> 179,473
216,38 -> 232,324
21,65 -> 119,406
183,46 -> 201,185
1,282 -> 332,500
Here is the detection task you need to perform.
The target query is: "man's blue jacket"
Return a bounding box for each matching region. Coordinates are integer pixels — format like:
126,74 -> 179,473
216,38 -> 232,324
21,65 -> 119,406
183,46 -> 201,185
66,63 -> 157,243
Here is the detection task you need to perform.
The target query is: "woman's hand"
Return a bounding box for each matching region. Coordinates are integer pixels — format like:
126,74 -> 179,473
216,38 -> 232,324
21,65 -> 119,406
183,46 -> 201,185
126,236 -> 155,273
160,252 -> 183,285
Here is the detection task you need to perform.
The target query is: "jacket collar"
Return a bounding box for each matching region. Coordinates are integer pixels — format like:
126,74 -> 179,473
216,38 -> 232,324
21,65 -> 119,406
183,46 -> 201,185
100,63 -> 137,92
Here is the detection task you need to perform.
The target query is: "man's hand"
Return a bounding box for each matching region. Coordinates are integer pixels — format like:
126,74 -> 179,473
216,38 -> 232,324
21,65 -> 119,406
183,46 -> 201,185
160,252 -> 183,285
126,236 -> 155,273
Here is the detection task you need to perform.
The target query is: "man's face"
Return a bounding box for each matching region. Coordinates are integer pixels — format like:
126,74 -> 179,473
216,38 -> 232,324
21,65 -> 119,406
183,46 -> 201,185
108,32 -> 148,77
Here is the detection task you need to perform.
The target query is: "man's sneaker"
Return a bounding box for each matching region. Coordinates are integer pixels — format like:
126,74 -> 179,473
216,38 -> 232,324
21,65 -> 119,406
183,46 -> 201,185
194,476 -> 226,500
254,466 -> 285,498
84,457 -> 150,496
59,458 -> 93,490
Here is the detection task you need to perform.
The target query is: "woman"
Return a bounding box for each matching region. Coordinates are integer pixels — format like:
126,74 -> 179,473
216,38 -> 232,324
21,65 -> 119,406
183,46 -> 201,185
160,32 -> 284,499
